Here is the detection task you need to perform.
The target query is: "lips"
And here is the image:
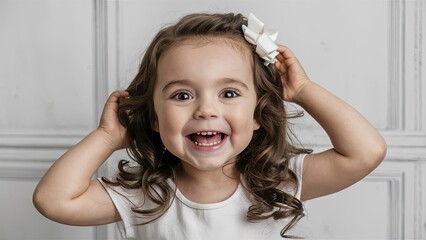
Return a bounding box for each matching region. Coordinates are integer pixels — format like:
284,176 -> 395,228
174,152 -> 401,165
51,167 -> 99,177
188,131 -> 227,147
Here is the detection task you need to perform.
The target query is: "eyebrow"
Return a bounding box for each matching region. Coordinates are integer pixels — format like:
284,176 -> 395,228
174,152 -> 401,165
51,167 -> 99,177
162,78 -> 250,93
162,79 -> 191,93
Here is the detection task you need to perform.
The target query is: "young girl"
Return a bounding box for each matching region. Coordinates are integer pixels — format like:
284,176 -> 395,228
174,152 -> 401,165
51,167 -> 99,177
33,13 -> 387,239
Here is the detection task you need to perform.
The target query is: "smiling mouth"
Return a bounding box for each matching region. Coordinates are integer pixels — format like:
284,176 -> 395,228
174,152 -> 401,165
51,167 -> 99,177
188,131 -> 227,147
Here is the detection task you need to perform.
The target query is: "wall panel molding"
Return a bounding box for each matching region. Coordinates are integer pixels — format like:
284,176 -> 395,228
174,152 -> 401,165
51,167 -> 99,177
0,132 -> 85,149
296,130 -> 426,158
420,163 -> 426,239
0,132 -> 85,180
414,162 -> 424,239
94,0 -> 109,122
0,148 -> 62,180
387,0 -> 405,131
295,0 -> 425,151
413,0 -> 424,131
94,0 -> 111,239
365,171 -> 405,239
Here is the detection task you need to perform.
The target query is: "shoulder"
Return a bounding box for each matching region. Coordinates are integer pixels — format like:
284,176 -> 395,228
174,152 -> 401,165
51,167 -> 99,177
288,154 -> 306,168
98,178 -> 146,207
288,153 -> 306,179
98,177 -> 176,238
287,154 -> 307,199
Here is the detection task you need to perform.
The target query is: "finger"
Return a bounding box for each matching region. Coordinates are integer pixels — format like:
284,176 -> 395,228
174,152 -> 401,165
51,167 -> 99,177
106,91 -> 129,103
276,45 -> 301,70
274,60 -> 284,73
277,45 -> 298,61
275,56 -> 288,75
111,90 -> 129,98
275,48 -> 285,62
275,52 -> 285,62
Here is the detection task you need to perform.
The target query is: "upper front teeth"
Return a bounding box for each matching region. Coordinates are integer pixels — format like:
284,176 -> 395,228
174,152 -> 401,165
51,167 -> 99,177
197,131 -> 218,136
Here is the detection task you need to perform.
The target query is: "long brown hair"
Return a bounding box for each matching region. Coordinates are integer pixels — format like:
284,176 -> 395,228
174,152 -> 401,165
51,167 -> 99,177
102,12 -> 311,238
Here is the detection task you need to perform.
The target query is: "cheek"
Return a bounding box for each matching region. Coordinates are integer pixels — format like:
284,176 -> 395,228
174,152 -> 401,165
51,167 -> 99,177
229,104 -> 258,132
155,106 -> 185,134
155,107 -> 189,154
159,113 -> 176,133
247,98 -> 260,130
252,105 -> 260,130
153,95 -> 174,133
152,94 -> 161,132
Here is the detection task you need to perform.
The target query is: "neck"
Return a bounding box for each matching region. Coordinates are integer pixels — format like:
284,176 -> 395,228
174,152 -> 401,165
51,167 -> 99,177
176,163 -> 240,204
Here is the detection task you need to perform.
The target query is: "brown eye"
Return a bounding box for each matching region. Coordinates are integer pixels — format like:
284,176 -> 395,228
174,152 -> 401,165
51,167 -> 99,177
220,90 -> 239,98
172,92 -> 193,100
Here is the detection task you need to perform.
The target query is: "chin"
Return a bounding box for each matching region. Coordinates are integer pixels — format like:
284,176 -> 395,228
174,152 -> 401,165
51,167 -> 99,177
184,158 -> 234,172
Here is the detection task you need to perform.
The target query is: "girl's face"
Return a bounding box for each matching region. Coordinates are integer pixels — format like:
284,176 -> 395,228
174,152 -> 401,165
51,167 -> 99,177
153,39 -> 259,175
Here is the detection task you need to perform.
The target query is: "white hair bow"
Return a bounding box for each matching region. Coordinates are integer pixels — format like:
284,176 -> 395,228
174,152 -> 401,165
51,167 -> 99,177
242,13 -> 279,66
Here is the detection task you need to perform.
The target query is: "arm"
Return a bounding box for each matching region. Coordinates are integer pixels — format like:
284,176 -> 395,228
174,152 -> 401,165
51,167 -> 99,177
275,46 -> 387,201
33,91 -> 128,225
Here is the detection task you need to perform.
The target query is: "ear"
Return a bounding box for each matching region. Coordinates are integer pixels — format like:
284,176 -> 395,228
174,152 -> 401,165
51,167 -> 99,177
253,119 -> 260,131
153,119 -> 159,132
152,112 -> 160,132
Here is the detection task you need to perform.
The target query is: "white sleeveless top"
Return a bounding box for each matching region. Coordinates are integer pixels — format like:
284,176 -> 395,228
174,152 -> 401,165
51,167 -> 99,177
99,154 -> 306,240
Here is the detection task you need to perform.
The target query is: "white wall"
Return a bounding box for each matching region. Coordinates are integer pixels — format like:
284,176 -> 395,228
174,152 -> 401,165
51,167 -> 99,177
0,0 -> 100,239
1,0 -> 425,239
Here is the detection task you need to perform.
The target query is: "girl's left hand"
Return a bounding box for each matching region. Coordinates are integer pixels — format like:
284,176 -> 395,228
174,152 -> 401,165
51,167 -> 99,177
274,45 -> 311,103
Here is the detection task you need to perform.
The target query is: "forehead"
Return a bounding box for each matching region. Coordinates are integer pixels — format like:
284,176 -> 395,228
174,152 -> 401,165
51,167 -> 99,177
164,36 -> 253,60
157,38 -> 254,82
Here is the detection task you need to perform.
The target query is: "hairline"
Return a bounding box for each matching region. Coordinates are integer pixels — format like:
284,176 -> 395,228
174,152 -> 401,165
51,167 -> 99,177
159,35 -> 254,65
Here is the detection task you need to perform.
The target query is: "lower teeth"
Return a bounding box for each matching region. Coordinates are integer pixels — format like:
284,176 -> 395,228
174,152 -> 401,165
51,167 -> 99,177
193,140 -> 221,146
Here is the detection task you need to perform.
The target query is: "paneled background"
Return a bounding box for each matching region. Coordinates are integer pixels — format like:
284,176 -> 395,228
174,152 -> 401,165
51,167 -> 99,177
0,0 -> 98,239
0,0 -> 425,239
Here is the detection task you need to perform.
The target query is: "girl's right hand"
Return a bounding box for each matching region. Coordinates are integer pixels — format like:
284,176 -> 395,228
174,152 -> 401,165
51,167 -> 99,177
97,91 -> 129,151
33,91 -> 127,226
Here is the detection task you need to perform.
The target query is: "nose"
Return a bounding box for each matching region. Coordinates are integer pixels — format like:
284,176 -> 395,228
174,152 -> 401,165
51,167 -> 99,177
193,97 -> 219,120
